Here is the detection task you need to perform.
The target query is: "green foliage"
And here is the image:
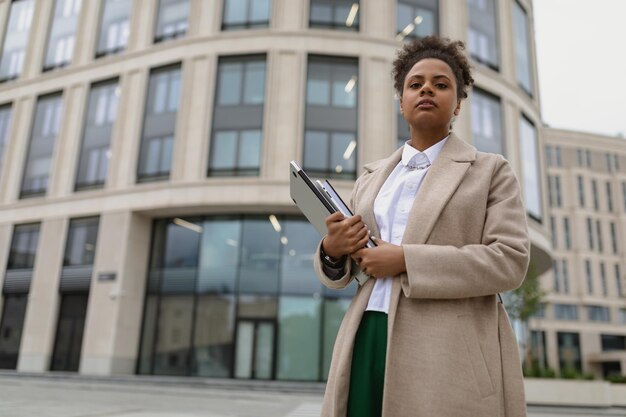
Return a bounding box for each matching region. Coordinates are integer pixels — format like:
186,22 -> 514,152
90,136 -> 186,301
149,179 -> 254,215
606,374 -> 626,383
506,261 -> 547,322
522,360 -> 556,378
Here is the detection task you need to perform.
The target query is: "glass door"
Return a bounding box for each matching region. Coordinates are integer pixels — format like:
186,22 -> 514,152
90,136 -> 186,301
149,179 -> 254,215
234,319 -> 274,379
50,294 -> 89,372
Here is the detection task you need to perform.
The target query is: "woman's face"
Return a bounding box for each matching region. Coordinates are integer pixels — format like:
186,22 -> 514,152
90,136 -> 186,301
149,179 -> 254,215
400,58 -> 461,131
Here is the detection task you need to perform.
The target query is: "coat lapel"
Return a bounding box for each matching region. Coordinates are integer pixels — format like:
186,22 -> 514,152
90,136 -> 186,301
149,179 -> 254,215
400,133 -> 476,245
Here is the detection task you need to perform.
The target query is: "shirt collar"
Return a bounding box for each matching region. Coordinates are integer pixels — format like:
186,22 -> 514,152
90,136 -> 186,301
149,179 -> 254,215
401,135 -> 449,169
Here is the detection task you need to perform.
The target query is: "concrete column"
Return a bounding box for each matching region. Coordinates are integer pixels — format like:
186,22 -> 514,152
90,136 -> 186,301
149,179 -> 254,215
0,223 -> 13,318
497,0 -> 515,85
22,0 -> 54,79
175,54 -> 214,182
264,50 -> 304,181
108,69 -> 148,189
80,211 -> 151,375
361,0 -> 393,39
127,0 -> 157,53
73,0 -> 102,66
48,83 -> 88,198
17,217 -> 68,373
360,56 -> 394,165
189,0 -> 219,36
272,0 -> 307,31
0,97 -> 34,204
439,0 -> 468,42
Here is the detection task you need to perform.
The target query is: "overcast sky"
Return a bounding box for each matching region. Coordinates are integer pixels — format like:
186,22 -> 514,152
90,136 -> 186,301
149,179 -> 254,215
533,0 -> 626,138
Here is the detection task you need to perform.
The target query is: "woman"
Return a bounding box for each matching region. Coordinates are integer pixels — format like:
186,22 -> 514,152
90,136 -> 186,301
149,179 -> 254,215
314,36 -> 530,417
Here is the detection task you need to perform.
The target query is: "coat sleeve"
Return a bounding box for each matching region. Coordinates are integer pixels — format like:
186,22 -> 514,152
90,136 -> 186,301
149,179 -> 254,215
400,156 -> 530,299
313,174 -> 364,289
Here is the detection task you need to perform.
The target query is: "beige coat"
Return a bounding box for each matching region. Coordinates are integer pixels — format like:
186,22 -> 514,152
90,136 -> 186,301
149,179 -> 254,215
314,133 -> 530,417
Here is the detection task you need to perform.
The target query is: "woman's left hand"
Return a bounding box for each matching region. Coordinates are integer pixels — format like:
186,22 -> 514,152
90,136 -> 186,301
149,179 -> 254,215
351,237 -> 406,278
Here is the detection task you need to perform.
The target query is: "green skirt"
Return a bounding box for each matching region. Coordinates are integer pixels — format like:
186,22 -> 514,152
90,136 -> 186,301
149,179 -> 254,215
347,311 -> 388,417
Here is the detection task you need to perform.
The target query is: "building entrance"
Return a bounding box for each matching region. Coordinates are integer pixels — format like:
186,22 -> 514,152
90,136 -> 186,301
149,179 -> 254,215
234,319 -> 275,380
50,294 -> 89,372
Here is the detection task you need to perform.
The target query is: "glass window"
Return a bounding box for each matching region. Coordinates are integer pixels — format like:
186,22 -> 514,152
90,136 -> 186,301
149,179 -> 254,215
512,1 -> 533,95
75,79 -> 119,190
586,149 -> 592,168
577,176 -> 585,208
395,0 -> 438,41
621,309 -> 626,324
277,296 -> 321,380
0,104 -> 12,174
588,305 -> 610,322
549,216 -> 556,249
396,99 -> 410,148
192,294 -> 235,377
600,262 -> 607,296
530,330 -> 547,370
280,220 -> 323,295
596,220 -> 603,253
222,0 -> 271,30
322,298 -> 350,379
310,0 -> 359,31
43,0 -> 82,70
238,218 -> 281,294
519,116 -> 541,221
551,259 -> 559,293
63,217 -> 99,266
576,149 -> 584,167
561,259 -> 569,294
197,219 -> 241,294
557,332 -> 581,373
154,0 -> 189,42
555,146 -> 562,166
0,295 -> 28,369
471,88 -> 504,155
7,223 -> 40,270
137,65 -> 181,182
554,304 -> 578,321
467,0 -> 498,69
555,175 -> 562,207
209,56 -> 266,177
585,259 -> 593,294
616,264 -> 623,297
95,0 -> 132,57
20,93 -> 64,197
601,334 -> 625,352
563,217 -> 571,249
591,179 -> 599,210
586,218 -> 594,250
623,182 -> 626,212
304,56 -> 358,179
0,0 -> 34,81
606,181 -> 613,212
152,295 -> 194,375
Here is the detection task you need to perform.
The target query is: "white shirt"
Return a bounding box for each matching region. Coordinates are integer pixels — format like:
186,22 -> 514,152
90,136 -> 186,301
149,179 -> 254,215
365,136 -> 449,313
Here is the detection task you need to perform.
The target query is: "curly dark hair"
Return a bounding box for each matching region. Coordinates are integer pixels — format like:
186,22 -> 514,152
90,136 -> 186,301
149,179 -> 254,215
392,36 -> 474,100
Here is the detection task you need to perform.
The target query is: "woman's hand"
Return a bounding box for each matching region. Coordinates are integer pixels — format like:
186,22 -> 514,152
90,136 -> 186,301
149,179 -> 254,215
351,237 -> 406,278
322,212 -> 370,259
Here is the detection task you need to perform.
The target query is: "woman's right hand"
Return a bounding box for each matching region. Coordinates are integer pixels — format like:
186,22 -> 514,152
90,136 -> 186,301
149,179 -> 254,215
322,212 -> 370,259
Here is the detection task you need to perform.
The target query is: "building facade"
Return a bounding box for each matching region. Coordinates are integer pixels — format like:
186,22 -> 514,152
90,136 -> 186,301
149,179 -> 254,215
0,0 -> 552,381
530,128 -> 626,379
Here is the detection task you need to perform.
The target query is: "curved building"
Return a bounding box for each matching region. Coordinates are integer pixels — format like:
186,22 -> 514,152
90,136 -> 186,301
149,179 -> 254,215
0,0 -> 550,380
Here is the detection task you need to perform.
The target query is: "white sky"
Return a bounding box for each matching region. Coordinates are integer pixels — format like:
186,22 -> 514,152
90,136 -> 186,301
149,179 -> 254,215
533,0 -> 626,138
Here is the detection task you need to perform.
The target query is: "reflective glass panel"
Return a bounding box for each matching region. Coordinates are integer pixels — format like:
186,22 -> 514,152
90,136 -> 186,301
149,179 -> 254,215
0,0 -> 34,80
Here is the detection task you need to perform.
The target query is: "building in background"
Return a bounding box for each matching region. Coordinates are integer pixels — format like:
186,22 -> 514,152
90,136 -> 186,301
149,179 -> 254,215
0,0 -> 558,381
530,128 -> 626,378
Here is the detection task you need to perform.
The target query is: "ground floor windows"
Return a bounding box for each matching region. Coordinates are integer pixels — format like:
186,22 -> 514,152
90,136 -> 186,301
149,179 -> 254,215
137,216 -> 356,381
0,295 -> 28,369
